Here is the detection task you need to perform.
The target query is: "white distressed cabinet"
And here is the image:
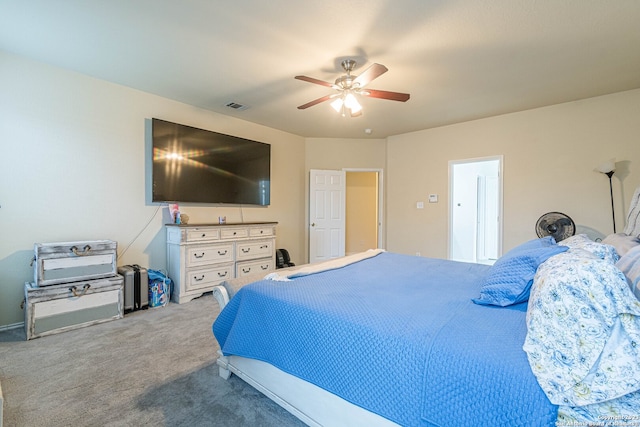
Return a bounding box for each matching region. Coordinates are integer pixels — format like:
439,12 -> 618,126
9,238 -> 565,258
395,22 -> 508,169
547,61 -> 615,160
24,276 -> 124,340
25,240 -> 123,340
166,222 -> 277,303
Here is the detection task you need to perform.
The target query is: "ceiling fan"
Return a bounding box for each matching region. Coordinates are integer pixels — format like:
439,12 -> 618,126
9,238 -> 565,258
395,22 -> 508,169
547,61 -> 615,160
295,59 -> 410,117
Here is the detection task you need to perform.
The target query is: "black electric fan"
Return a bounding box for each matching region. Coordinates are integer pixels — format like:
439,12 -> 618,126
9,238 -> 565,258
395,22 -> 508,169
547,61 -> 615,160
535,212 -> 576,242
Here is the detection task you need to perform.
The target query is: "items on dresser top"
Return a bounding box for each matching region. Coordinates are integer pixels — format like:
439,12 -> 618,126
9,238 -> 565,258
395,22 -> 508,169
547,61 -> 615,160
166,222 -> 277,304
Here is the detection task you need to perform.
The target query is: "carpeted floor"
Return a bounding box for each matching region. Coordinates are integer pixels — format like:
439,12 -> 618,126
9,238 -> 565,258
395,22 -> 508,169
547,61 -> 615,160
0,294 -> 305,427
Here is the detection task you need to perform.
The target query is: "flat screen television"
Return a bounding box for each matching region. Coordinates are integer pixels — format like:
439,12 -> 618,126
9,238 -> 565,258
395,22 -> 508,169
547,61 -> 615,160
151,118 -> 270,205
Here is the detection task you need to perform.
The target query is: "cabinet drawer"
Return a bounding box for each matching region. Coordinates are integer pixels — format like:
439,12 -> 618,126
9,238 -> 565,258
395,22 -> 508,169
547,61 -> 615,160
236,239 -> 274,261
186,228 -> 220,242
236,259 -> 274,277
249,226 -> 274,238
186,264 -> 234,292
186,243 -> 234,267
221,228 -> 249,240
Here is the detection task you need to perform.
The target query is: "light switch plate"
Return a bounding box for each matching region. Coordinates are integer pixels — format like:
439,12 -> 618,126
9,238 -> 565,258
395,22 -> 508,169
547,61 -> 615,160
428,194 -> 438,203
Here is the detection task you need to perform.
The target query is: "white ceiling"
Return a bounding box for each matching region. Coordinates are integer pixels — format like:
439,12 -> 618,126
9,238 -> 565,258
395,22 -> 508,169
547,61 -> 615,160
2,0 -> 640,139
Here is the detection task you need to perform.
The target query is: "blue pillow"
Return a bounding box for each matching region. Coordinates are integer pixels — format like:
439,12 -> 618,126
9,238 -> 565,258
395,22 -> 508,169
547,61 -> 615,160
472,237 -> 568,307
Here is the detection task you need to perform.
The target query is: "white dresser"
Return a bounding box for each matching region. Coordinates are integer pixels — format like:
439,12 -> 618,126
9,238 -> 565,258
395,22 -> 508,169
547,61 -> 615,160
166,222 -> 277,303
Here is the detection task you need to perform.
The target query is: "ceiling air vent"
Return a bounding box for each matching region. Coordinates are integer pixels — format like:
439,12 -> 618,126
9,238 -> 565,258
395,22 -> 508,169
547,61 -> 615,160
225,102 -> 249,111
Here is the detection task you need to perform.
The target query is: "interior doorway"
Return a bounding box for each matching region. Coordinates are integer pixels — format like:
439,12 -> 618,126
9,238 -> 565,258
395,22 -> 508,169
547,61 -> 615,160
309,169 -> 383,263
449,156 -> 503,264
345,171 -> 380,255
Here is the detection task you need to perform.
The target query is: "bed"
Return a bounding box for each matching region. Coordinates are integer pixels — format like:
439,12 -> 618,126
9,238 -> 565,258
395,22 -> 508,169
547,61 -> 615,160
212,234 -> 640,426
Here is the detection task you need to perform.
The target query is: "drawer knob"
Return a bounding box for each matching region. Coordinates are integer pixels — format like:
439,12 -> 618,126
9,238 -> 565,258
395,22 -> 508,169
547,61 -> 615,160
218,271 -> 228,278
201,233 -> 206,238
194,275 -> 205,281
218,250 -> 228,256
260,265 -> 269,270
242,248 -> 251,253
260,245 -> 268,249
243,267 -> 251,274
194,252 -> 205,259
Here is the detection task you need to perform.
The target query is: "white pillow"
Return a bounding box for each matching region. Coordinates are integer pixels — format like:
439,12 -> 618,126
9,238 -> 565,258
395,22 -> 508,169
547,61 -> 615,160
602,232 -> 640,257
561,234 -> 619,264
616,244 -> 640,300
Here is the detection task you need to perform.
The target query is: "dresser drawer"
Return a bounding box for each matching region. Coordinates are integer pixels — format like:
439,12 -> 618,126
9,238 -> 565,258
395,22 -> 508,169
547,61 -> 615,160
236,258 -> 274,277
186,243 -> 234,267
236,239 -> 274,261
186,264 -> 234,292
249,226 -> 274,238
220,227 -> 249,240
186,228 -> 220,242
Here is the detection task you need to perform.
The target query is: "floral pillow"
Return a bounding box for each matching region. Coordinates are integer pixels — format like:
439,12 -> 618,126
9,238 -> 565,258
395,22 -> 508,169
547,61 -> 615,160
561,234 -> 619,264
524,249 -> 640,408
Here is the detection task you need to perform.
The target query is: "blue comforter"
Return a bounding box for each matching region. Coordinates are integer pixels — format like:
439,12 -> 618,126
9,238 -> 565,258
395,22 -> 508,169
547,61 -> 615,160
213,252 -> 557,426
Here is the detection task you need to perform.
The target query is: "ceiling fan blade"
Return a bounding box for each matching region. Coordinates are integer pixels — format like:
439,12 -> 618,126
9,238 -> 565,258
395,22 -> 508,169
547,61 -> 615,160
353,63 -> 388,87
362,89 -> 410,102
297,94 -> 334,109
295,75 -> 335,88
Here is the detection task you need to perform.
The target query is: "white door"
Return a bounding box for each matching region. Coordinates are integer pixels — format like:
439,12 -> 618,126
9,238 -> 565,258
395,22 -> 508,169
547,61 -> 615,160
309,169 -> 346,263
476,175 -> 500,262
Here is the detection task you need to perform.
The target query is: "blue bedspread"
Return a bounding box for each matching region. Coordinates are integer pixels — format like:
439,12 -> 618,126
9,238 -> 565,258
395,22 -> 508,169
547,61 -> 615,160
213,252 -> 557,426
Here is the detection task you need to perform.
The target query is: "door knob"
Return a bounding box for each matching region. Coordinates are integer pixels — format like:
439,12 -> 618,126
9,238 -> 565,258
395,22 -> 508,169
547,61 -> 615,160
311,223 -> 316,227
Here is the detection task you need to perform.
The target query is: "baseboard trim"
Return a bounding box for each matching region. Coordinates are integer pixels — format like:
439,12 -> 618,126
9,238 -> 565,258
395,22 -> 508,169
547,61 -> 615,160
0,322 -> 23,332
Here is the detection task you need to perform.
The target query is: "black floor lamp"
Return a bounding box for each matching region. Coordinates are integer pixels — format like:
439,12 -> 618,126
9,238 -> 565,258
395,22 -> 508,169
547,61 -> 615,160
597,160 -> 616,233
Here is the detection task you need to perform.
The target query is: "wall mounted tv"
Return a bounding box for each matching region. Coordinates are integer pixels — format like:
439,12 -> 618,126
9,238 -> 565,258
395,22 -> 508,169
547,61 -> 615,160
151,118 -> 270,206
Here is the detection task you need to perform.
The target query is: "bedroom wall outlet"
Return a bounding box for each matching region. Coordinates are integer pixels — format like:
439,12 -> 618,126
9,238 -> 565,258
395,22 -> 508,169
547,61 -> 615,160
428,194 -> 438,203
416,201 -> 424,209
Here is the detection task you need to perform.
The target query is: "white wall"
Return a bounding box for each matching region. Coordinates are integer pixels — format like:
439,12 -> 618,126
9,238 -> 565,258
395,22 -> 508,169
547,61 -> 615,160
0,51 -> 306,327
386,89 -> 640,259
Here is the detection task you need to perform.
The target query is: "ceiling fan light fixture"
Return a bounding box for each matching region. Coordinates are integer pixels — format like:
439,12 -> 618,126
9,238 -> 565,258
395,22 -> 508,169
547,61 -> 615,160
330,97 -> 344,113
344,92 -> 362,113
295,60 -> 409,114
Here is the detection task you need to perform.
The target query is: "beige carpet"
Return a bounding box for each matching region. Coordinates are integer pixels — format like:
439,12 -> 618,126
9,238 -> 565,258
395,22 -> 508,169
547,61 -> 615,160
0,294 -> 304,427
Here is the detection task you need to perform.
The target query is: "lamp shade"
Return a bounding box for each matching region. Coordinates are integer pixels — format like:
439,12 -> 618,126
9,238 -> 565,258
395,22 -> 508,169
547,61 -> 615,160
597,159 -> 616,174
